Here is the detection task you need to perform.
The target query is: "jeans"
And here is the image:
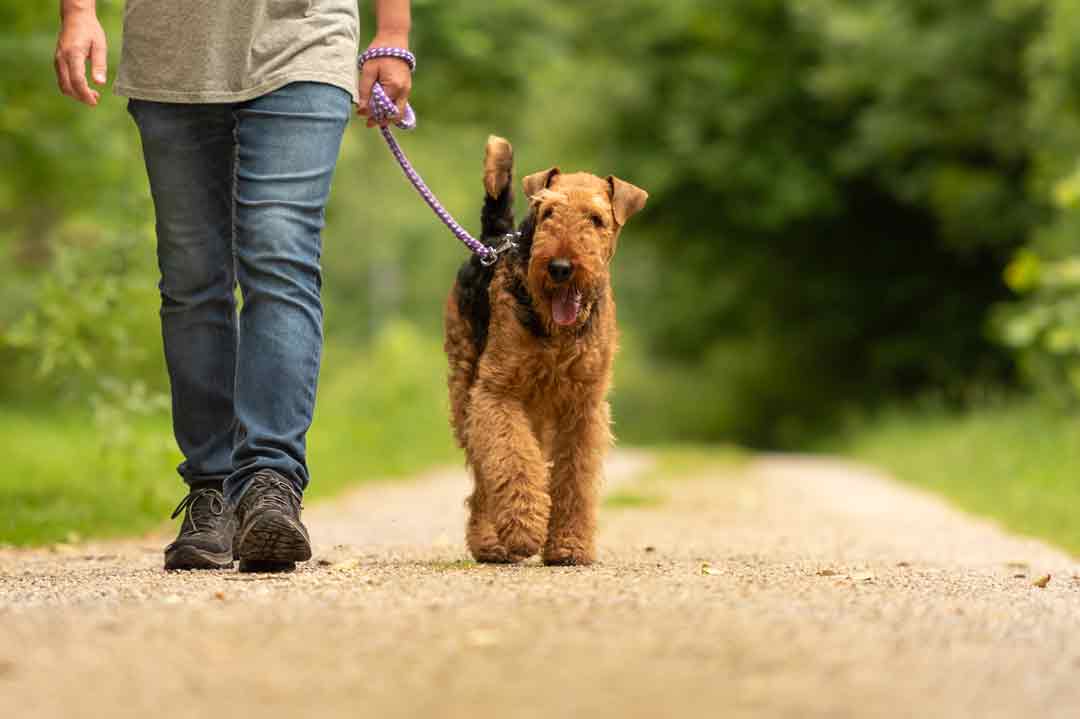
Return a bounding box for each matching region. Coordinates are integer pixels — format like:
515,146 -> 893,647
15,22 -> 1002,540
128,82 -> 351,504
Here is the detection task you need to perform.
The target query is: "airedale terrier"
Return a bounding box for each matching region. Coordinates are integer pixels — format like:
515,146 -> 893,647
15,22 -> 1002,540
443,136 -> 647,565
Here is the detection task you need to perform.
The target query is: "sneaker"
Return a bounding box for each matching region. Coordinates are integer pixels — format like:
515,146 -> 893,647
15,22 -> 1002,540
234,469 -> 311,573
164,486 -> 237,570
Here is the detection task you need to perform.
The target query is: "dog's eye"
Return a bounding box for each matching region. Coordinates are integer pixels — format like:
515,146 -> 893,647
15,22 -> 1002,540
589,213 -> 605,229
540,207 -> 554,222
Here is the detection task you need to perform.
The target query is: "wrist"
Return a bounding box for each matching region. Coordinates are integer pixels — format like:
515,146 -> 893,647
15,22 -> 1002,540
60,0 -> 97,20
372,29 -> 410,47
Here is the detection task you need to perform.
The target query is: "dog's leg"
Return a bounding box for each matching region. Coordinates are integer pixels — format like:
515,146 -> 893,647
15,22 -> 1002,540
464,468 -> 511,563
543,400 -> 612,566
466,387 -> 550,562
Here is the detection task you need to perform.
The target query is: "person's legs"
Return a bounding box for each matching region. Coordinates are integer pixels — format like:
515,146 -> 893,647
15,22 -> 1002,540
226,82 -> 351,505
128,100 -> 240,569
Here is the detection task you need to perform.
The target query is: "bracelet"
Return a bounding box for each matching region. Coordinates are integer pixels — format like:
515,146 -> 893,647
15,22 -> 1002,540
357,47 -> 416,72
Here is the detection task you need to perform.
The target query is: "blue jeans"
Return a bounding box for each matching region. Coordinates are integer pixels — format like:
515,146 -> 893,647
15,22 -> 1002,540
128,82 -> 351,504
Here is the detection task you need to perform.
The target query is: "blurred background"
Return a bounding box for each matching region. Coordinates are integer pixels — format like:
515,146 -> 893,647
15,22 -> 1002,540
2,0 -> 1079,551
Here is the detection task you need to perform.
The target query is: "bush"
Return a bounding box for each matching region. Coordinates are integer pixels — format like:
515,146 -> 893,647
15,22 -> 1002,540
1,223 -> 165,402
991,0 -> 1080,406
593,0 -> 1042,445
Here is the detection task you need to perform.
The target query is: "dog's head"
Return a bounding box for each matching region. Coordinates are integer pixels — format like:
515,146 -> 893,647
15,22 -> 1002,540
519,168 -> 647,330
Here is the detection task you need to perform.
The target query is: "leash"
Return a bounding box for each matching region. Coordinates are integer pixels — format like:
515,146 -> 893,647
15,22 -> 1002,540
358,48 -> 518,266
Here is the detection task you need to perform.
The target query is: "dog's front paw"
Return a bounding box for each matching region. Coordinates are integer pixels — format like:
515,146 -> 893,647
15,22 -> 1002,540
504,538 -> 542,563
467,520 -> 517,564
496,521 -> 544,562
542,542 -> 595,567
470,545 -> 515,564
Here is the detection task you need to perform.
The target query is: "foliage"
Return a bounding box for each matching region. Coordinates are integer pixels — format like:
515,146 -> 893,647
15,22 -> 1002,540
994,0 -> 1080,404
6,0 -> 1080,465
0,1 -> 144,261
590,0 -> 1044,444
1,224 -> 164,399
997,253 -> 1080,401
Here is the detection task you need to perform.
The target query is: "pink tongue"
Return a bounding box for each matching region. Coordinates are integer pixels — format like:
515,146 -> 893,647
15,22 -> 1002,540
551,288 -> 581,326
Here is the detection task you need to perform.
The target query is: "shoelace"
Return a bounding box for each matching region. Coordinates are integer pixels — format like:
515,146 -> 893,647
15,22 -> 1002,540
250,473 -> 304,514
170,488 -> 226,534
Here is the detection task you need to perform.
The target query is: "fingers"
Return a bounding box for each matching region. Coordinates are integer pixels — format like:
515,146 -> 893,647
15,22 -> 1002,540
65,45 -> 98,105
356,62 -> 379,117
376,83 -> 399,127
375,75 -> 411,127
90,36 -> 107,86
354,56 -> 414,129
55,49 -> 73,97
55,16 -> 107,107
389,76 -> 412,119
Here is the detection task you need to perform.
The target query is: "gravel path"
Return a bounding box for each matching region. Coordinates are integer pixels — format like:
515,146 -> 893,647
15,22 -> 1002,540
1,452 -> 1078,718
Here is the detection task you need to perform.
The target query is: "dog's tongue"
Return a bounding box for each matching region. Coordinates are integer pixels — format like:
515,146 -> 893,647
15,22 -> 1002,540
551,288 -> 581,326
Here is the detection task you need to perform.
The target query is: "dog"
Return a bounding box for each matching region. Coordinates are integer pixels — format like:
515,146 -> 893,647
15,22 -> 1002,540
443,135 -> 647,565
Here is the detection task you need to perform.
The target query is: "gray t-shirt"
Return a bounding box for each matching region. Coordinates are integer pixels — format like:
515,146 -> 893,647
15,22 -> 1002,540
115,0 -> 359,103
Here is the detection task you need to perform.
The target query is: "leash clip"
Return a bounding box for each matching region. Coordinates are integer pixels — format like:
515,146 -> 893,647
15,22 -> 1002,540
481,232 -> 520,267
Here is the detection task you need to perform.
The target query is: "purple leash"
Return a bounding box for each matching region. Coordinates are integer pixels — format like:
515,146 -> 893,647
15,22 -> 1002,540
358,48 -> 517,266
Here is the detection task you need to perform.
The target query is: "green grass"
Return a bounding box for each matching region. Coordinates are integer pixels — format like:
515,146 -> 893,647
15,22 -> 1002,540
603,444 -> 745,509
0,322 -> 457,547
0,409 -> 180,546
424,559 -> 480,572
835,400 -> 1080,556
604,490 -> 666,508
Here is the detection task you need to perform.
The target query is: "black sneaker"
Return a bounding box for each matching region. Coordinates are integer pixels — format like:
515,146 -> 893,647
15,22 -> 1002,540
164,486 -> 237,570
234,469 -> 311,573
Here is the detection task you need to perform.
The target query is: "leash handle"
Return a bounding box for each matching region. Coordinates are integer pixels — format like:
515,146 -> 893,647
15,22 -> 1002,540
358,48 -> 417,130
357,47 -> 518,266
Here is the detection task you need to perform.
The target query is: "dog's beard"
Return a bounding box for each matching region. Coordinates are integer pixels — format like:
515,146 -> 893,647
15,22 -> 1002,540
551,287 -> 583,326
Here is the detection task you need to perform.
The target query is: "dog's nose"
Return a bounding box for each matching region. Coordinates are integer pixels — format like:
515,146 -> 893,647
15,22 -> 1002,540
548,258 -> 573,284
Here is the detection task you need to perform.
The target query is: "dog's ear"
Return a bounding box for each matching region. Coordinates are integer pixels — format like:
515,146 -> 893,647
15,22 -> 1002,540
607,176 -> 648,226
523,167 -> 560,200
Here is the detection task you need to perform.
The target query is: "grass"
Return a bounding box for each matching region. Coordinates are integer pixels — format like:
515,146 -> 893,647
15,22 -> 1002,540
0,409 -> 180,547
604,490 -> 666,508
0,322 -> 457,547
424,559 -> 480,572
603,444 -> 745,509
835,399 -> 1080,556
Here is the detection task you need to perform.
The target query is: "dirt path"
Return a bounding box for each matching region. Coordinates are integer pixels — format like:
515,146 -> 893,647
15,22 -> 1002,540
2,452 -> 1079,719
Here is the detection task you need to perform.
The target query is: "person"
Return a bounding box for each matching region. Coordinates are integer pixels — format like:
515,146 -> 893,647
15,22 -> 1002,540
54,0 -> 413,572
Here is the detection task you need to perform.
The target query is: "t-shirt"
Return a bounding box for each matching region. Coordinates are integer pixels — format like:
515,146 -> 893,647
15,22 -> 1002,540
114,0 -> 359,104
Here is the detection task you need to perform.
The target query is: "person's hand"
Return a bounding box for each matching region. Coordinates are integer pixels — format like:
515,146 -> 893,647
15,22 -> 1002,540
356,36 -> 413,128
55,8 -> 108,106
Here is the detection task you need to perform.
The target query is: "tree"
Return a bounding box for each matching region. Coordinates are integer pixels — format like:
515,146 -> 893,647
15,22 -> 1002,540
585,0 -> 1043,444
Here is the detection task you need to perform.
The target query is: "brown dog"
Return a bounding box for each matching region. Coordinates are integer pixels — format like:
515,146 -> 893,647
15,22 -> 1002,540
443,136 -> 647,565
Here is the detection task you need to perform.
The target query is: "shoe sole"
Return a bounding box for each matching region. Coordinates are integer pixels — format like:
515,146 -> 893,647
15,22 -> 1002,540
164,545 -> 234,571
236,511 -> 311,573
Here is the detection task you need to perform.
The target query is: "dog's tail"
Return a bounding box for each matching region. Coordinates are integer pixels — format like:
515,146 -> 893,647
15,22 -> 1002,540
481,135 -> 515,241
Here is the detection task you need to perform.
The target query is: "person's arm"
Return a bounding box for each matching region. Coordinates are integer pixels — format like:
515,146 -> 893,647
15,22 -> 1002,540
356,0 -> 413,128
55,0 -> 108,106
